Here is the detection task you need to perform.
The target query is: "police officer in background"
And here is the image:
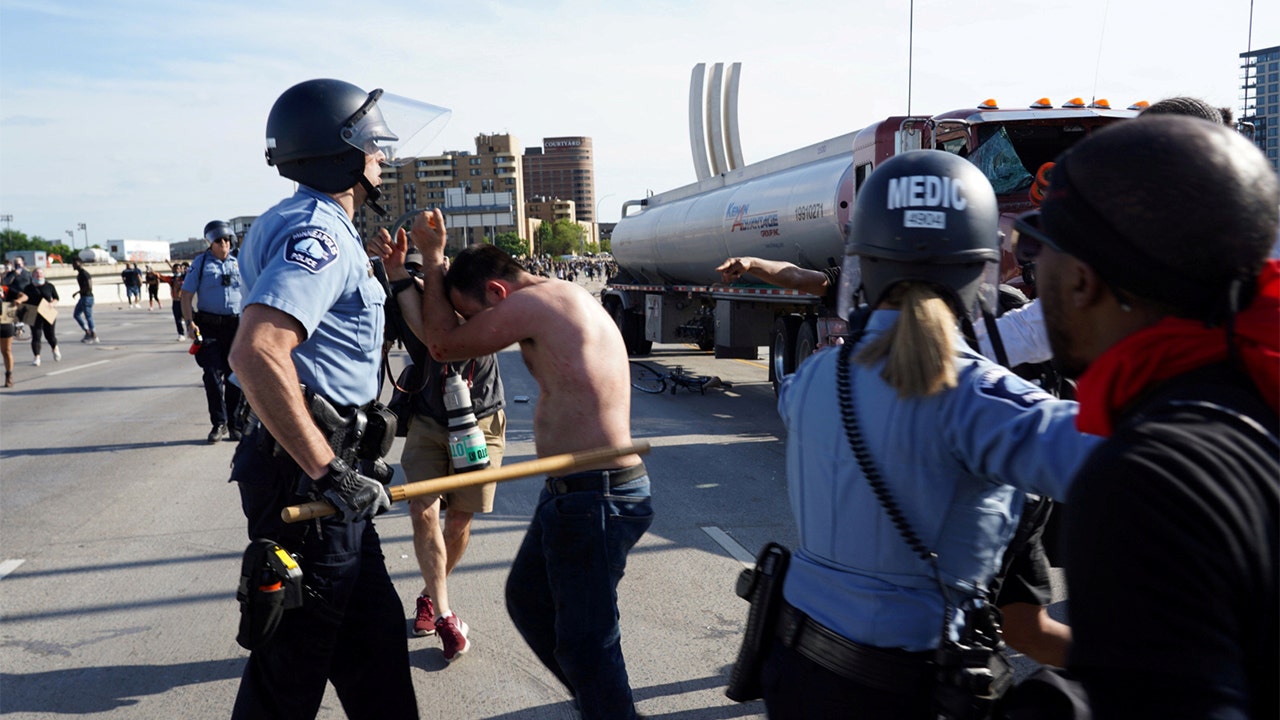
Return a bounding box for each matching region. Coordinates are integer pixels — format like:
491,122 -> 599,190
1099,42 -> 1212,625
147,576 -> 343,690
181,220 -> 243,443
227,78 -> 448,719
762,151 -> 1099,718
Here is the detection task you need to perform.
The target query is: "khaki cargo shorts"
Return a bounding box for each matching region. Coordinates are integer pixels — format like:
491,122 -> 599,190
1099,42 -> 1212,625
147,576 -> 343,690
400,410 -> 506,513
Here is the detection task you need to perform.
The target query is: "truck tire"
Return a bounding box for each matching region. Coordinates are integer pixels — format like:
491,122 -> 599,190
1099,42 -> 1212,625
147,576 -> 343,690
794,320 -> 818,371
610,299 -> 652,356
770,316 -> 801,395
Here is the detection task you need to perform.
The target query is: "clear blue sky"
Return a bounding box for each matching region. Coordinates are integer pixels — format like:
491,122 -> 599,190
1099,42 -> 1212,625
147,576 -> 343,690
0,0 -> 1273,246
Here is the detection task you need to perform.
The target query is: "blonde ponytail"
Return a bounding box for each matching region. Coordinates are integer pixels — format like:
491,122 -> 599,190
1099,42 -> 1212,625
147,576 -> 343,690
854,283 -> 959,397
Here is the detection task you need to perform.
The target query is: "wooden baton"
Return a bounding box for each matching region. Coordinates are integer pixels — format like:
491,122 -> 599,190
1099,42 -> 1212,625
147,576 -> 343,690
280,441 -> 651,523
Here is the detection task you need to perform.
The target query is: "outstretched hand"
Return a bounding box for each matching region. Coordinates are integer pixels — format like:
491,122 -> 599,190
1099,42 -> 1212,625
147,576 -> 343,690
716,257 -> 750,284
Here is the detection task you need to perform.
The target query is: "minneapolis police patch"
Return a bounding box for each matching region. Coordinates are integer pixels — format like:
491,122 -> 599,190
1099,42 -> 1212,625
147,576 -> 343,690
974,367 -> 1053,409
283,229 -> 339,273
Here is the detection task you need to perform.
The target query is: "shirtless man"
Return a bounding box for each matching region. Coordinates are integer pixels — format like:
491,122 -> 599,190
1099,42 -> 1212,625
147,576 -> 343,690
376,209 -> 652,720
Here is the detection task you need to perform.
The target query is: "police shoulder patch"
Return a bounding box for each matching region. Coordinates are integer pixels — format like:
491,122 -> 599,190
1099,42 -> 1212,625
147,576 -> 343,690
283,229 -> 339,273
974,366 -> 1053,409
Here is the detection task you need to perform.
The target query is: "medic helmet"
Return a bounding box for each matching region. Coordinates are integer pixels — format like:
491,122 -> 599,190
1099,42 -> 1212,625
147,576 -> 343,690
264,78 -> 396,194
844,150 -> 1000,315
203,220 -> 234,244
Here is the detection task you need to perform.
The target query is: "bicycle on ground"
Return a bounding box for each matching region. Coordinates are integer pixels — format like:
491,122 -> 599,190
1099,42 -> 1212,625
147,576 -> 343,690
629,362 -> 731,395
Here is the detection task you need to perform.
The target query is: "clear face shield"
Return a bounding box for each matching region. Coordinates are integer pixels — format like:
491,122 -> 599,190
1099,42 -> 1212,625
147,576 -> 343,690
341,89 -> 451,166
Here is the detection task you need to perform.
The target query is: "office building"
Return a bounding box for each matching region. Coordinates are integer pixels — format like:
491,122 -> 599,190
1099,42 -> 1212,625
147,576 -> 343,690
355,133 -> 529,254
1241,45 -> 1279,172
522,137 -> 597,224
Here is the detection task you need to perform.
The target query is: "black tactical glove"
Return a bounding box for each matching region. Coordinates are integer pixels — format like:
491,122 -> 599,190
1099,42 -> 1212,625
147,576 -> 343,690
315,457 -> 392,522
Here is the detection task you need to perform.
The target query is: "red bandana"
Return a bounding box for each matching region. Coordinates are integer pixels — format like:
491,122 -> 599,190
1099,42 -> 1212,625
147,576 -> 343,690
1076,259 -> 1280,437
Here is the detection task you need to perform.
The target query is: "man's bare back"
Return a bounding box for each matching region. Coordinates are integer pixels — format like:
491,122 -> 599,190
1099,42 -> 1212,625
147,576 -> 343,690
488,276 -> 639,464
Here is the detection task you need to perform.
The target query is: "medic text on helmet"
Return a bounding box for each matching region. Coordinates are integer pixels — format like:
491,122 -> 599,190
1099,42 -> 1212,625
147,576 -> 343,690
887,175 -> 969,231
726,203 -> 781,237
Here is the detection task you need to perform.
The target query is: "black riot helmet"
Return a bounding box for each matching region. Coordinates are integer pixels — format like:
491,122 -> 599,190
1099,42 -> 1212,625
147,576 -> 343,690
264,79 -> 452,217
264,78 -> 396,214
838,150 -> 1000,321
203,220 -> 234,244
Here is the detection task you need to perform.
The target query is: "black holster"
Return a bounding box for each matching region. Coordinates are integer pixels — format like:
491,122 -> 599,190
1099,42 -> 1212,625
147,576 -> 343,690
235,539 -> 304,650
726,542 -> 791,702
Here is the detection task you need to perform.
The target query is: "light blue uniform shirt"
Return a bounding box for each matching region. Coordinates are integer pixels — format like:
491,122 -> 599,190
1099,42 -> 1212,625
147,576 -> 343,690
238,186 -> 385,408
181,252 -> 242,315
778,309 -> 1100,652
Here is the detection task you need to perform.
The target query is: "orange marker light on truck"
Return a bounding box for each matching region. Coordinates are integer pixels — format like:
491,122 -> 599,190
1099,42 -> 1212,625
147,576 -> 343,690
1062,98 -> 1086,108
978,98 -> 999,110
1030,98 -> 1053,109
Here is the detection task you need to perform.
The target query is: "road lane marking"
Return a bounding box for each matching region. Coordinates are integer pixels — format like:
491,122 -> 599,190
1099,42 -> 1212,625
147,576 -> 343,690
701,525 -> 756,568
0,559 -> 26,579
47,360 -> 111,376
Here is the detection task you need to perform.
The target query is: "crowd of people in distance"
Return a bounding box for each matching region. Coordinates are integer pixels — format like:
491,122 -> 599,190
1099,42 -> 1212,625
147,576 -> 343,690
517,254 -> 617,285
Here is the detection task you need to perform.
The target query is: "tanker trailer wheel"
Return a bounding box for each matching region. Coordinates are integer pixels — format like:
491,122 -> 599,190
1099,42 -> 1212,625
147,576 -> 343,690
794,319 -> 818,371
770,316 -> 801,395
609,298 -> 652,356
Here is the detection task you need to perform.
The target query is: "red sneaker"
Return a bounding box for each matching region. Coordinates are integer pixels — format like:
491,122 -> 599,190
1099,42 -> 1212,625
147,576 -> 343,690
412,595 -> 437,637
435,612 -> 471,662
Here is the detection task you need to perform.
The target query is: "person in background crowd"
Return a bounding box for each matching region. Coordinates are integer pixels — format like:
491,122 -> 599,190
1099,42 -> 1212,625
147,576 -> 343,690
121,262 -> 143,308
1,281 -> 28,387
181,221 -> 243,443
24,268 -> 59,366
762,150 -> 1099,718
70,257 -> 99,344
1032,116 -> 1279,719
144,265 -> 162,311
158,262 -> 189,340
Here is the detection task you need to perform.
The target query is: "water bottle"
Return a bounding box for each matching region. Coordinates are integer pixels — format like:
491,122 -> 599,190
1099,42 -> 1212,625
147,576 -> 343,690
442,372 -> 490,473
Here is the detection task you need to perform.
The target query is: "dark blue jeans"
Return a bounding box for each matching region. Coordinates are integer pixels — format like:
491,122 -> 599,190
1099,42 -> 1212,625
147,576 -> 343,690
505,468 -> 654,720
230,425 -> 417,720
73,296 -> 94,333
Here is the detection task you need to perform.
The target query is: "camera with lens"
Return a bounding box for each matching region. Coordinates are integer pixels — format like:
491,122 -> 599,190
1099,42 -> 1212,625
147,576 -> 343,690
221,273 -> 234,287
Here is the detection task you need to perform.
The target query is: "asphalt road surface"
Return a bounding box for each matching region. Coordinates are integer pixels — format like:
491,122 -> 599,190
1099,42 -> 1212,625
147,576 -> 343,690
0,297 -> 1060,718
0,298 -> 794,719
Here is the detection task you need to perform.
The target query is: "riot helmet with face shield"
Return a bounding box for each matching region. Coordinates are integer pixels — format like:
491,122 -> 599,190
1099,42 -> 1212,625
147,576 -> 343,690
264,78 -> 451,216
838,150 -> 1000,325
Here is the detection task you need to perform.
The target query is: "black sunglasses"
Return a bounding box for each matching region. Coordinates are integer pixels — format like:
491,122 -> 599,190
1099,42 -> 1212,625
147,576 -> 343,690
1011,211 -> 1065,264
211,237 -> 233,244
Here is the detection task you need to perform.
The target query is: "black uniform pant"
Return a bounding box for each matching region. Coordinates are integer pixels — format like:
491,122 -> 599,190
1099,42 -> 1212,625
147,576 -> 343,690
194,317 -> 242,428
230,424 -> 417,719
30,316 -> 57,356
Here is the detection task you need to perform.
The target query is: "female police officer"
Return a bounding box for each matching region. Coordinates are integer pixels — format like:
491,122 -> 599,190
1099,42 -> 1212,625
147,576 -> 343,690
762,150 -> 1099,718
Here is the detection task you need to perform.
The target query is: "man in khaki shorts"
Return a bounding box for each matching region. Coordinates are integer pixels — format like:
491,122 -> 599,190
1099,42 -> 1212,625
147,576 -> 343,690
382,234 -> 507,663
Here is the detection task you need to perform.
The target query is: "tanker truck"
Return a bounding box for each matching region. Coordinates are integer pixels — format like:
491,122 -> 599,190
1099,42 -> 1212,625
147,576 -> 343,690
604,96 -> 1140,391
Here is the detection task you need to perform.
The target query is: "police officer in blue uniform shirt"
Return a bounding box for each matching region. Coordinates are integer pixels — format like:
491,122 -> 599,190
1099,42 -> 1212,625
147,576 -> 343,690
180,220 -> 243,443
226,78 -> 449,719
762,151 -> 1100,718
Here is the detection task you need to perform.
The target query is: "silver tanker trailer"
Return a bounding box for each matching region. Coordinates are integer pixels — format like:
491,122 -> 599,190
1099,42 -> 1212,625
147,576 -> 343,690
604,95 -> 1140,392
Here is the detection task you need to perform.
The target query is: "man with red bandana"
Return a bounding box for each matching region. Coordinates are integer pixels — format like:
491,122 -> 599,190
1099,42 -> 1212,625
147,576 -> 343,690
1024,115 -> 1278,719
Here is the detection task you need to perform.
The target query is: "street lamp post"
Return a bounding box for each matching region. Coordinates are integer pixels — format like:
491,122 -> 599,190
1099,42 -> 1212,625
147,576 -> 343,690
66,230 -> 75,250
77,222 -> 88,250
594,194 -> 615,252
